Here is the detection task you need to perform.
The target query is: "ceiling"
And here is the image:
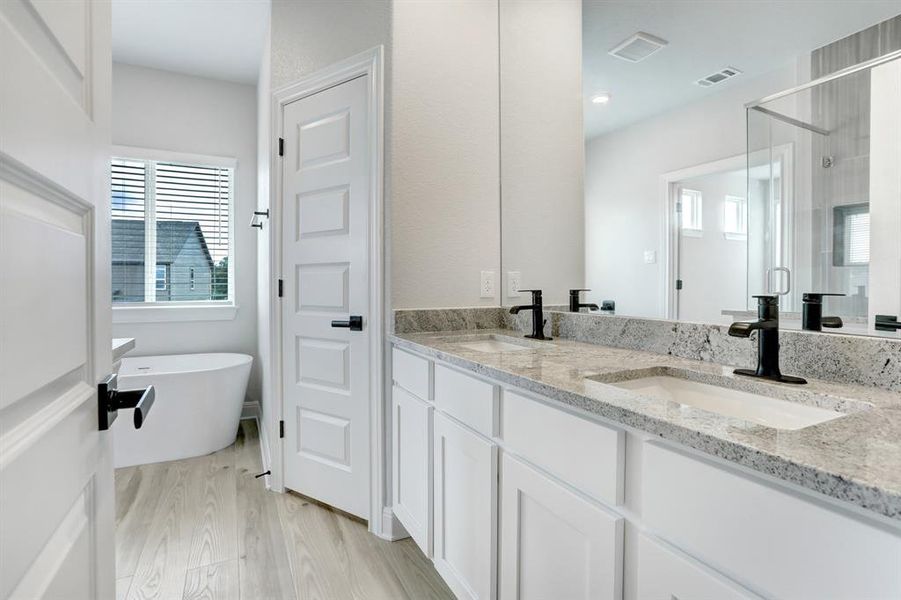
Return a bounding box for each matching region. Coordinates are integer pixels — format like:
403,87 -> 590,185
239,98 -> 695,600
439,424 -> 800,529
583,1 -> 901,139
112,0 -> 269,85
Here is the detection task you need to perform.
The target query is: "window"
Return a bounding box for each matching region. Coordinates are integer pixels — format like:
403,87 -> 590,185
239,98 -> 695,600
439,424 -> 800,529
680,189 -> 703,235
723,195 -> 747,239
111,155 -> 233,305
833,203 -> 870,266
155,265 -> 167,290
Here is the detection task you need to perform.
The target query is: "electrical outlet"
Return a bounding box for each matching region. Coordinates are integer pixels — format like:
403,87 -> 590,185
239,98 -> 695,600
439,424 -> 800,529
507,271 -> 522,297
480,271 -> 495,298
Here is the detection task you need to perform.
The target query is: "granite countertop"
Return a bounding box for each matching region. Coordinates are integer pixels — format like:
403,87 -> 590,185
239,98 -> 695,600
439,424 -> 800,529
390,328 -> 901,522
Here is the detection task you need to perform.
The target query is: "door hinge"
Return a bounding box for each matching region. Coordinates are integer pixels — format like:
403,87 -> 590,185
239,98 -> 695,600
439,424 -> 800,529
279,420 -> 285,438
278,278 -> 283,297
278,137 -> 284,157
676,279 -> 683,290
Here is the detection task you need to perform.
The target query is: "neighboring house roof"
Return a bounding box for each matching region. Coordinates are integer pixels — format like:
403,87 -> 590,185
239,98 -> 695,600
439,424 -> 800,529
111,219 -> 215,268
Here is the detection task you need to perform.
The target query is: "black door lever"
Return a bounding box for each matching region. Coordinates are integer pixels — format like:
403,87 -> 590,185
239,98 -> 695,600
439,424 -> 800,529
98,373 -> 155,431
331,315 -> 363,331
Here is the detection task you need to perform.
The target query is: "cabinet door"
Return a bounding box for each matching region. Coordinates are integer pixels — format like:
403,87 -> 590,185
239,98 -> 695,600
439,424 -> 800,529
392,385 -> 433,555
500,454 -> 623,600
636,533 -> 760,600
433,413 -> 498,600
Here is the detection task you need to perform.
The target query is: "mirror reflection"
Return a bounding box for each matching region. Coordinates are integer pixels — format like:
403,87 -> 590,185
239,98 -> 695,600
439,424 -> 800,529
500,1 -> 901,338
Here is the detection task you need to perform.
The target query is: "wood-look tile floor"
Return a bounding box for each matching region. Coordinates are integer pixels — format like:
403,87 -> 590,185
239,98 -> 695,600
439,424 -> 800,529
115,419 -> 454,600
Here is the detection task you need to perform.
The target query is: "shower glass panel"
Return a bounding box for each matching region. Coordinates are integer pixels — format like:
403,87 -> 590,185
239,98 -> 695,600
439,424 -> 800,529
746,51 -> 901,333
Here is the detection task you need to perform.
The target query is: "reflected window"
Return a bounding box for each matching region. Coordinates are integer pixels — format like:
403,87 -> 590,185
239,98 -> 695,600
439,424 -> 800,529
680,189 -> 703,235
723,195 -> 747,239
833,203 -> 870,266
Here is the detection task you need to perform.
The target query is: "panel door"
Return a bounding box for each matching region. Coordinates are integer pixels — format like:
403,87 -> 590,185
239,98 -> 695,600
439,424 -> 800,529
636,533 -> 760,600
392,385 -> 432,555
281,74 -> 371,518
499,454 -> 623,600
433,413 -> 498,600
0,1 -> 114,599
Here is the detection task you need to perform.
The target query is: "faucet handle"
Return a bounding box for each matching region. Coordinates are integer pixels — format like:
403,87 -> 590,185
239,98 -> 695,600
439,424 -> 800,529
517,289 -> 543,302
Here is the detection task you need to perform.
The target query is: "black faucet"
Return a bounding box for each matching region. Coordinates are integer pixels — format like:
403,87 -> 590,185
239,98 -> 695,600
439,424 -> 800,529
728,295 -> 806,384
569,289 -> 599,313
509,290 -> 552,340
802,293 -> 844,331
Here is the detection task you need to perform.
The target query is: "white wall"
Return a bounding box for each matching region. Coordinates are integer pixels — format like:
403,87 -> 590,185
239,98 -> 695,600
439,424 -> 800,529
390,0 -> 501,308
499,0 -> 583,306
585,61 -> 806,318
111,63 -> 260,400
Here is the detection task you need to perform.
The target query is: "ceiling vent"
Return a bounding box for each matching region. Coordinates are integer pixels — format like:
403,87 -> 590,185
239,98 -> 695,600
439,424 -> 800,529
608,32 -> 668,62
696,67 -> 743,87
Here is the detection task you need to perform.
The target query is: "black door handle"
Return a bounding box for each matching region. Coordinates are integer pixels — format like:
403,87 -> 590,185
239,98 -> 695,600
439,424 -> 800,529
331,315 -> 363,331
98,373 -> 155,431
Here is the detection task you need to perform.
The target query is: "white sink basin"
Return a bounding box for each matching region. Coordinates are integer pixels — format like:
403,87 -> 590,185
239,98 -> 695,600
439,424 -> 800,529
436,333 -> 550,353
610,374 -> 846,430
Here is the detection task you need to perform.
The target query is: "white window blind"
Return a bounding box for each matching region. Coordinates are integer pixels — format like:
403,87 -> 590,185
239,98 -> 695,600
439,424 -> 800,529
845,211 -> 870,265
723,195 -> 747,237
680,189 -> 703,233
111,157 -> 233,304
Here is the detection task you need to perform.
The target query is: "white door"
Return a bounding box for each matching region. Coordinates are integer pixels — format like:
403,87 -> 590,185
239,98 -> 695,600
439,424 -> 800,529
499,454 -> 623,600
391,385 -> 432,555
0,1 -> 114,599
433,413 -> 498,600
282,74 -> 371,519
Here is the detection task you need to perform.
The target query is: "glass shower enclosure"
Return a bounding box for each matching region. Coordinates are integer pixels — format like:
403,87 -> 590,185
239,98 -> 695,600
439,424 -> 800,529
746,49 -> 901,334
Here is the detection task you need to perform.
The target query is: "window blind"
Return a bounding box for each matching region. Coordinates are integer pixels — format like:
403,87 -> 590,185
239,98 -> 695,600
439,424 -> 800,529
111,157 -> 232,303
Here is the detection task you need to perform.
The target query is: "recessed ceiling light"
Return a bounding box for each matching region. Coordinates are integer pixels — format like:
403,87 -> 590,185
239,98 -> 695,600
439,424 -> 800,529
591,92 -> 611,105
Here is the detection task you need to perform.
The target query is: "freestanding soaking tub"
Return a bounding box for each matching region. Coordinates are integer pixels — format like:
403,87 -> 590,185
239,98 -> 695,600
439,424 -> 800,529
113,353 -> 253,468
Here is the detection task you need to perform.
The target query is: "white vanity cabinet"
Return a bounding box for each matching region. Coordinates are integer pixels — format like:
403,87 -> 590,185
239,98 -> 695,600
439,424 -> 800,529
433,412 -> 498,600
499,453 -> 623,600
390,343 -> 901,600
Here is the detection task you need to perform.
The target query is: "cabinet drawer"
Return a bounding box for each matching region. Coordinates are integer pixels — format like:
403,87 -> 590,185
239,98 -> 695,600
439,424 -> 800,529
392,347 -> 431,400
434,364 -> 498,437
643,442 -> 901,599
500,454 -> 622,600
636,533 -> 759,600
501,390 -> 624,506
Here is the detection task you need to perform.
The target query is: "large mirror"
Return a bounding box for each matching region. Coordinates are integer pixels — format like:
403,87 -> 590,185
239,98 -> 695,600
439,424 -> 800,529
500,1 -> 901,337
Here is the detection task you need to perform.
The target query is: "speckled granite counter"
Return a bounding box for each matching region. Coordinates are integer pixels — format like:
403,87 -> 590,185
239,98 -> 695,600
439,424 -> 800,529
390,329 -> 901,522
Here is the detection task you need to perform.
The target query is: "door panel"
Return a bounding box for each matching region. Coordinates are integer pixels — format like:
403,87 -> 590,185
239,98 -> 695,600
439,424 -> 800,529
0,0 -> 113,597
282,75 -> 370,519
499,454 -> 623,600
433,413 -> 497,600
392,385 -> 432,555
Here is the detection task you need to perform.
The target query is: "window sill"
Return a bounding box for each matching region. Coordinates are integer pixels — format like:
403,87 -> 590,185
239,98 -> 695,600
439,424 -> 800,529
681,228 -> 703,238
112,303 -> 238,324
723,232 -> 748,241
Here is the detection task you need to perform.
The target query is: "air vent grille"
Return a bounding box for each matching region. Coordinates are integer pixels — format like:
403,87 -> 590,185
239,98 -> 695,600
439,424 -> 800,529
696,67 -> 742,87
608,32 -> 668,63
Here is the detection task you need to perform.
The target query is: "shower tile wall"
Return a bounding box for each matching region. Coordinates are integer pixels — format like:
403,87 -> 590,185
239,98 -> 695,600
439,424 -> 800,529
809,15 -> 901,316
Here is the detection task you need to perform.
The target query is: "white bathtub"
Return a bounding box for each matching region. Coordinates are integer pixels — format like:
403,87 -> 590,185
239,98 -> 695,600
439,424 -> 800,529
113,353 -> 252,468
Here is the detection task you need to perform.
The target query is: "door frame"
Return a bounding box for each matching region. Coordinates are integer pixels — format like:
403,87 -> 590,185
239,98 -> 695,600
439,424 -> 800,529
268,47 -> 387,536
659,146 -> 793,319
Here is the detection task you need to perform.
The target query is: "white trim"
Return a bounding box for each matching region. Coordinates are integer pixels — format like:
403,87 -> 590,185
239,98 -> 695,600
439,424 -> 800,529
112,145 -> 238,169
112,303 -> 237,323
377,506 -> 411,542
268,47 -> 386,536
241,400 -> 261,420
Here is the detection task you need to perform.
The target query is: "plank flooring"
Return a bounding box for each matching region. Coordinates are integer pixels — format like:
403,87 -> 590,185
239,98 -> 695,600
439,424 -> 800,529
115,419 -> 454,600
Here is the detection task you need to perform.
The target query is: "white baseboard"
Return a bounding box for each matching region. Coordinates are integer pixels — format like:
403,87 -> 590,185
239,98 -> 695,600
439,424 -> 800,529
375,506 -> 410,541
241,399 -> 261,420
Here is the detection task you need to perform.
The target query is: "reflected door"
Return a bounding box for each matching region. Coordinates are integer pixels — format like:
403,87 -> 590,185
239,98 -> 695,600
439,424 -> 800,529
281,75 -> 371,519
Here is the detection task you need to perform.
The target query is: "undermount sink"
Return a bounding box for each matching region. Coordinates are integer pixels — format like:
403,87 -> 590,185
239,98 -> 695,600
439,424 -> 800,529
589,368 -> 863,430
436,333 -> 551,353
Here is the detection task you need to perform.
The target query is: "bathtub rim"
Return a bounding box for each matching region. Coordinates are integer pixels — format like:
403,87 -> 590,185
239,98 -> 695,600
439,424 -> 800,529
118,352 -> 253,378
